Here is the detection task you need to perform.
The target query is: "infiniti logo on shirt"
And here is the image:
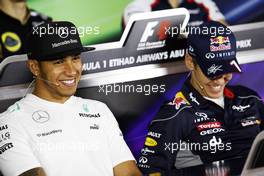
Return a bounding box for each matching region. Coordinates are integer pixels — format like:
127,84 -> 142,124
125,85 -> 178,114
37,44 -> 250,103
139,156 -> 148,164
32,110 -> 50,123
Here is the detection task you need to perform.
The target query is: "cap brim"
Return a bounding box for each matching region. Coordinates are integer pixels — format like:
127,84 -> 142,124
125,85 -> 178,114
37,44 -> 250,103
28,46 -> 95,61
82,46 -> 95,52
198,58 -> 242,78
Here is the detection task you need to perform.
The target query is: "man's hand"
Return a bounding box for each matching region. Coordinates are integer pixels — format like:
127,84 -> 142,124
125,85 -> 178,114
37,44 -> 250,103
114,160 -> 142,176
19,167 -> 46,176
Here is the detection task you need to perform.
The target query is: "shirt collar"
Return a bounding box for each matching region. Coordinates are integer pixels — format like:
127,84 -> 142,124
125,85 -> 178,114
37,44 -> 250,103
0,8 -> 30,25
23,93 -> 75,108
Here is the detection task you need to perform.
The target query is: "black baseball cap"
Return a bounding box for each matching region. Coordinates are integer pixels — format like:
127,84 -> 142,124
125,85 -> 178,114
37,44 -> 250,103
27,21 -> 95,61
187,21 -> 242,78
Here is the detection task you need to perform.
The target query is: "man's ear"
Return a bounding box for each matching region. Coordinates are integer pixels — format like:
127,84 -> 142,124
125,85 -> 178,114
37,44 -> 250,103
27,59 -> 40,77
184,52 -> 195,71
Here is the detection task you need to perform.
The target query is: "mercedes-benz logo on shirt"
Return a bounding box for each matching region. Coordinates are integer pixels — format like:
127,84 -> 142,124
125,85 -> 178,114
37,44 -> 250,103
32,110 -> 50,123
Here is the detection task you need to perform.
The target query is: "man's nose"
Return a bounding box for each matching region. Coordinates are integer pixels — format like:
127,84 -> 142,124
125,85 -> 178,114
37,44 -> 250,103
64,60 -> 77,75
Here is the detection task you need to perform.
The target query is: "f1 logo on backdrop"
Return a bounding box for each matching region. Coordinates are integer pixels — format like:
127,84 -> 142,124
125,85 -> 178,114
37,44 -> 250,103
137,20 -> 171,51
140,21 -> 159,43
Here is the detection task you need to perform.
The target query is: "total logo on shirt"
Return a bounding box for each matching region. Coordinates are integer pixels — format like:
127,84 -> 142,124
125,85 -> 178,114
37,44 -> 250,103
197,122 -> 222,131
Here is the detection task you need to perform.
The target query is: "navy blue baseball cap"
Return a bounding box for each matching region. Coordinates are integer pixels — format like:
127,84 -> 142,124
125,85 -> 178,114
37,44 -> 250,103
187,21 -> 242,79
27,21 -> 95,61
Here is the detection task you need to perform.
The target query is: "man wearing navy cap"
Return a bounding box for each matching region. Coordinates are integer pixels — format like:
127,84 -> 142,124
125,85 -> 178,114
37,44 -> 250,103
0,21 -> 142,176
138,21 -> 264,175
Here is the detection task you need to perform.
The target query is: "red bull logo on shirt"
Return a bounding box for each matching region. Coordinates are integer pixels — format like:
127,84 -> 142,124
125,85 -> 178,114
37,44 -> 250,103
210,36 -> 231,52
172,92 -> 190,110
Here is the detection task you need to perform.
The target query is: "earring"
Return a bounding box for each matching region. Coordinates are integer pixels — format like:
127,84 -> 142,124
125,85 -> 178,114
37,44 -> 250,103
33,73 -> 38,78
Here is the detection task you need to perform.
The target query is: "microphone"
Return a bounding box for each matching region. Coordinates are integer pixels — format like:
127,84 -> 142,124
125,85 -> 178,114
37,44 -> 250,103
33,76 -> 60,86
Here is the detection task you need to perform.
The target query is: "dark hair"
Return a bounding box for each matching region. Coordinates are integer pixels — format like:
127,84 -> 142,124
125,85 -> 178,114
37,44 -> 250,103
191,56 -> 198,67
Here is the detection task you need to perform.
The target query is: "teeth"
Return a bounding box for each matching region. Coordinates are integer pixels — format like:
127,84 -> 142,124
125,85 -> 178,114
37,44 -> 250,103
212,85 -> 220,88
61,79 -> 74,84
211,85 -> 221,91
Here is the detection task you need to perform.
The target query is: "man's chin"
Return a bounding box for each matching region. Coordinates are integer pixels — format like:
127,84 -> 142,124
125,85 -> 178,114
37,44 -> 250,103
204,86 -> 224,98
207,91 -> 223,99
59,89 -> 77,97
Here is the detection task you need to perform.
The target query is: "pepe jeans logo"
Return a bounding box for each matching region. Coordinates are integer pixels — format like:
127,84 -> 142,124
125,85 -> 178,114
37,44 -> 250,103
232,105 -> 250,112
32,110 -> 50,123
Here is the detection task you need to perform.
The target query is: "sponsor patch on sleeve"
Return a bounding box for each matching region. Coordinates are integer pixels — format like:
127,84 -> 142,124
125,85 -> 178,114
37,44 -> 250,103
0,124 -> 13,155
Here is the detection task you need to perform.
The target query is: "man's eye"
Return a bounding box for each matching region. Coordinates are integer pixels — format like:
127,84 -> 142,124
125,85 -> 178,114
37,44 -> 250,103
73,56 -> 80,60
54,60 -> 64,64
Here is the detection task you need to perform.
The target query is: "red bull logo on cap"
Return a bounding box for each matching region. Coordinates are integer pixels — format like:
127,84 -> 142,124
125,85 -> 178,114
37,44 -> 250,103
210,36 -> 230,45
172,92 -> 190,110
210,36 -> 231,52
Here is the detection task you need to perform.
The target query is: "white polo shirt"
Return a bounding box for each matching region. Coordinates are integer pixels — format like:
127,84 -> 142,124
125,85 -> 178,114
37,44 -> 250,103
0,94 -> 135,176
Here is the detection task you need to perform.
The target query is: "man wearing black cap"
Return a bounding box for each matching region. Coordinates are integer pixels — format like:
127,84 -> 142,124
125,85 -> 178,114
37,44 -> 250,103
137,21 -> 264,175
0,21 -> 142,176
